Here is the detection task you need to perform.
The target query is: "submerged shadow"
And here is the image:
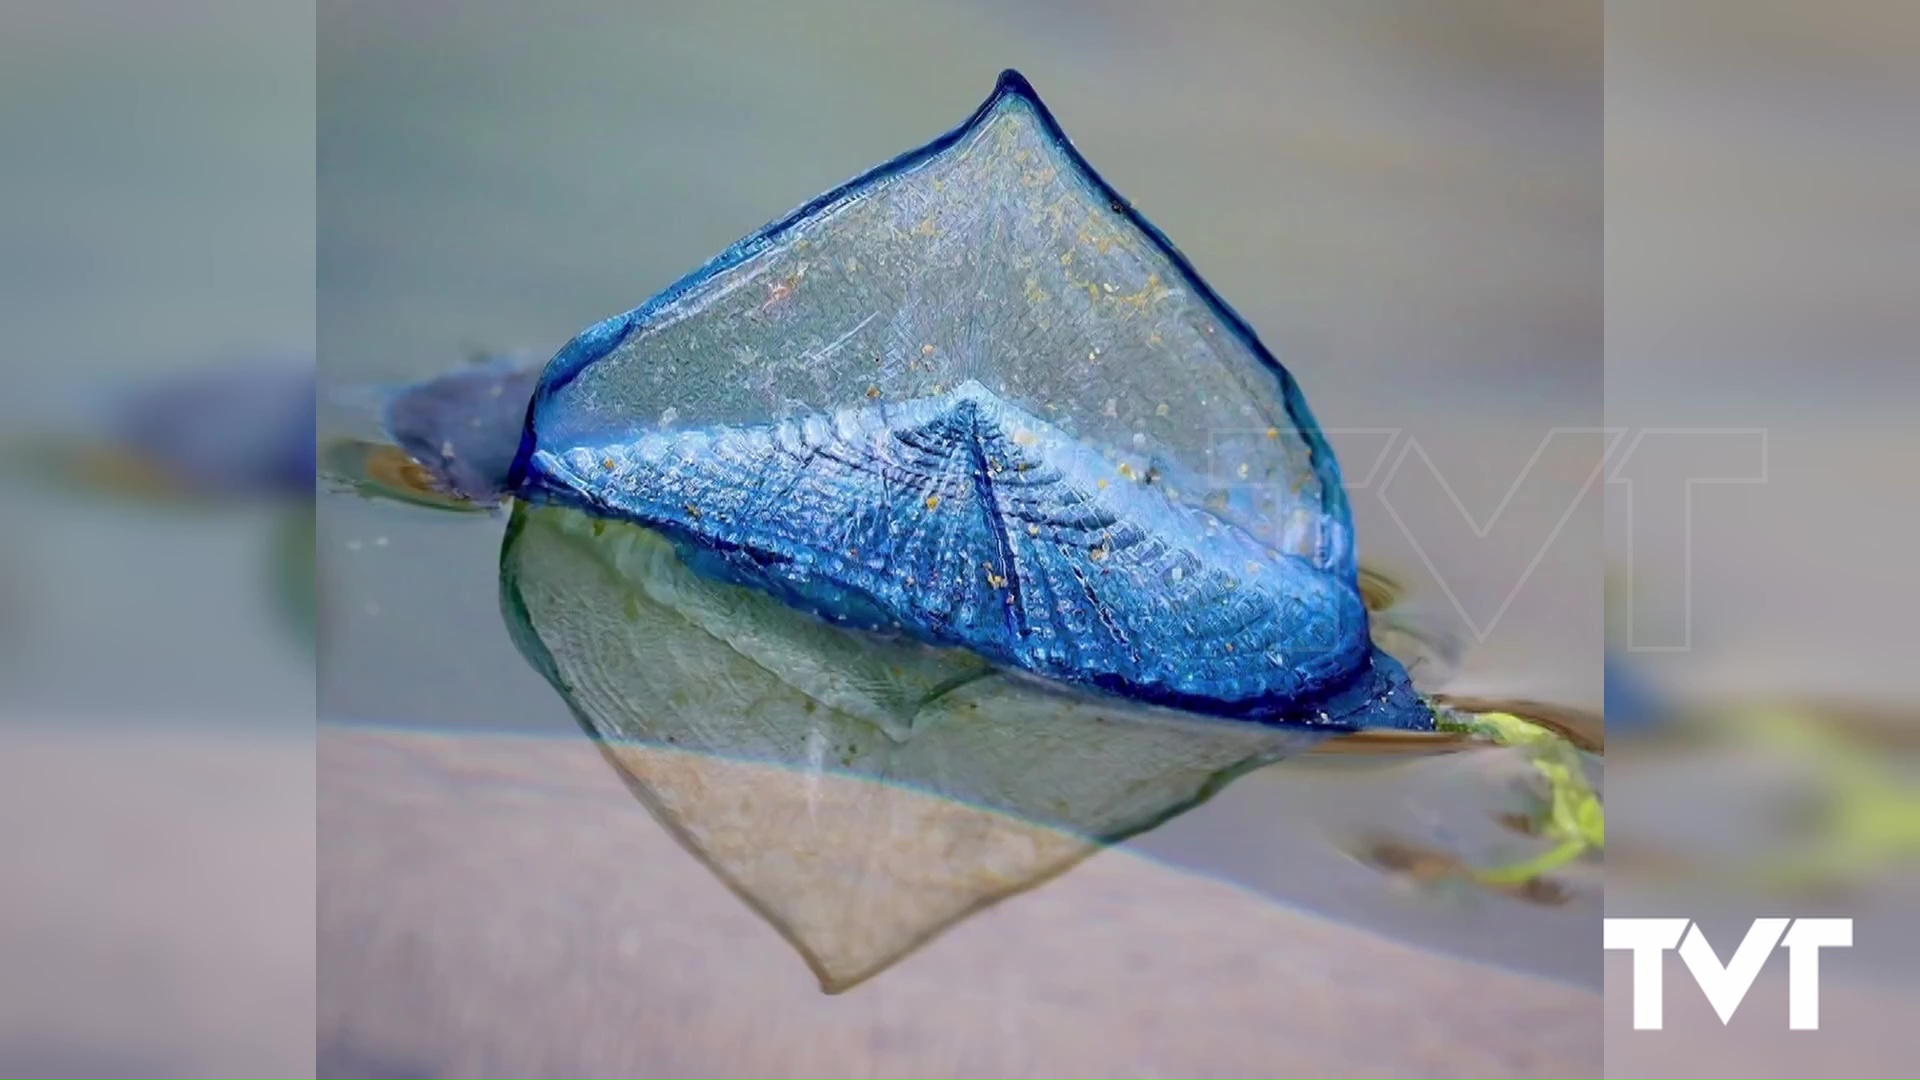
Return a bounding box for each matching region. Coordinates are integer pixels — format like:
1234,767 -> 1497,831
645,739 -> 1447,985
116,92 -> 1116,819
497,502 -> 1321,992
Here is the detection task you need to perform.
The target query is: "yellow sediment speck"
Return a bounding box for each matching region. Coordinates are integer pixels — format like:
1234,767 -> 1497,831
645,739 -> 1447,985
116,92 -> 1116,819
1114,272 -> 1169,311
867,385 -> 882,399
1266,426 -> 1280,439
601,457 -> 616,470
1097,478 -> 1109,489
925,495 -> 941,510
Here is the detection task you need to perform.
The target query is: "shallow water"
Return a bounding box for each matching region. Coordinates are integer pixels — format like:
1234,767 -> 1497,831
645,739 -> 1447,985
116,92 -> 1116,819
317,720 -> 1599,1079
318,4 -> 1600,1074
319,437 -> 1602,1072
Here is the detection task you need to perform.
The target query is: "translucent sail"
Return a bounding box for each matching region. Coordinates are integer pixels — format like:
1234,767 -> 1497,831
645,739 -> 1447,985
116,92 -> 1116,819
514,70 -> 1427,732
500,502 -> 1317,991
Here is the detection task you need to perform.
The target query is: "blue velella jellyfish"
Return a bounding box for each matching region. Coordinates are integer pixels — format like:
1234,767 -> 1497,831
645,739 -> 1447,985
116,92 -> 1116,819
511,71 -> 1431,733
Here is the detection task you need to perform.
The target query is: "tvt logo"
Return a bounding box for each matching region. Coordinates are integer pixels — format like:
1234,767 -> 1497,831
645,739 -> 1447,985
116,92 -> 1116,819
1605,917 -> 1853,1030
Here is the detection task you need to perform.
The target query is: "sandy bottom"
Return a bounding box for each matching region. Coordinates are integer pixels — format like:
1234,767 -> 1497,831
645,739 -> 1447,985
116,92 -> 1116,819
319,726 -> 1599,1078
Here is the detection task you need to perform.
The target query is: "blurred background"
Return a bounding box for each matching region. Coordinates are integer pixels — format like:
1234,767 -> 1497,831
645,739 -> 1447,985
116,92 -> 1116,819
0,2 -> 315,1077
1604,3 -> 1919,1077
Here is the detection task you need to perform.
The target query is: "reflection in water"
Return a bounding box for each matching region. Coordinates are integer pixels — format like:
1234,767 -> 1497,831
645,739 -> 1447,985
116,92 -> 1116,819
499,501 -> 1319,991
